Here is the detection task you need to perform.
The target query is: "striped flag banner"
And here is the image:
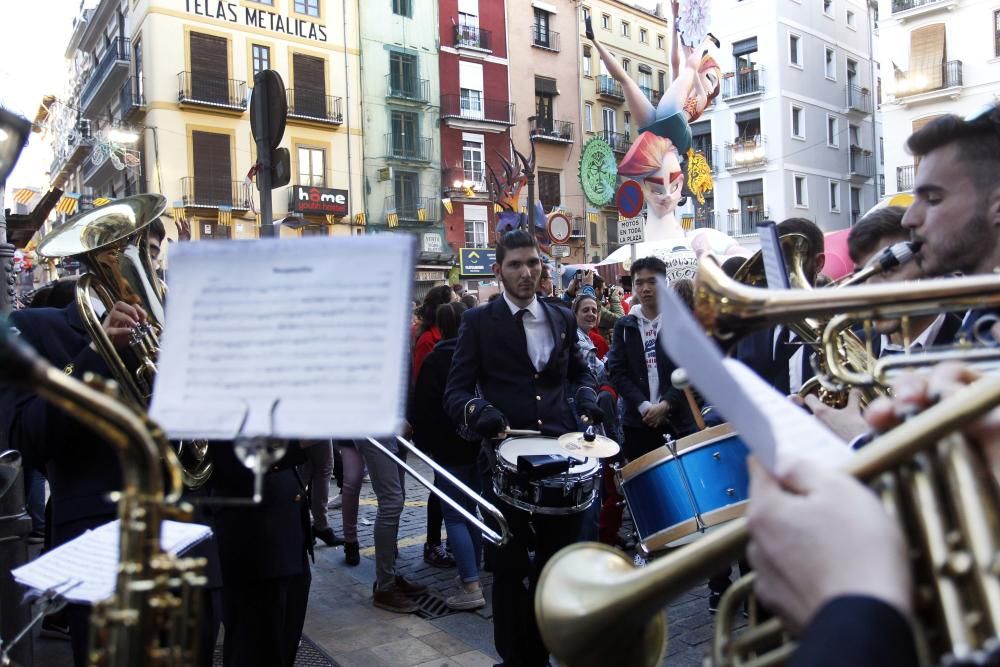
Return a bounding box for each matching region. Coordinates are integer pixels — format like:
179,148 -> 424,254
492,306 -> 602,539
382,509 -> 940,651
493,204 -> 503,214
55,193 -> 80,215
387,209 -> 399,228
13,188 -> 37,205
218,206 -> 233,227
353,212 -> 366,226
417,207 -> 427,222
586,209 -> 599,224
93,197 -> 112,207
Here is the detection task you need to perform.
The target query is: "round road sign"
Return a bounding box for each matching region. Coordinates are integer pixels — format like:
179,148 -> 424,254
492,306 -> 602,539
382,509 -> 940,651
616,180 -> 645,219
547,212 -> 571,244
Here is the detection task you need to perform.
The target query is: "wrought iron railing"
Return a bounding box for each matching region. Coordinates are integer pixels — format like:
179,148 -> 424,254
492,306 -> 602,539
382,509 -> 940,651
386,74 -> 430,103
180,177 -> 250,209
892,0 -> 949,12
601,129 -> 630,154
177,71 -> 248,109
532,25 -> 560,51
440,94 -> 515,124
897,164 -> 915,191
846,84 -> 873,114
385,133 -> 432,162
849,147 -> 874,178
453,23 -> 491,50
893,60 -> 963,97
119,77 -> 145,119
81,37 -> 130,108
385,195 -> 436,222
596,75 -> 625,100
530,118 -> 574,143
724,136 -> 767,169
721,66 -> 764,99
286,89 -> 343,123
726,209 -> 767,237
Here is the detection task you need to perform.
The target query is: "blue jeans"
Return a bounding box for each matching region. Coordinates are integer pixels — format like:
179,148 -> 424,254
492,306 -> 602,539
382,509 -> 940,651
436,464 -> 482,584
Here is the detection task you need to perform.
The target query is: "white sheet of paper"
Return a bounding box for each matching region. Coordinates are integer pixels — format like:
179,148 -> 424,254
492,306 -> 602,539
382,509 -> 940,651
149,235 -> 414,440
12,520 -> 212,604
657,280 -> 851,474
758,222 -> 790,290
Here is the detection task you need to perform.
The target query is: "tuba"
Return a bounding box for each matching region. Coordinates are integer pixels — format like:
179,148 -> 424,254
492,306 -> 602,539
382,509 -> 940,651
36,195 -> 212,489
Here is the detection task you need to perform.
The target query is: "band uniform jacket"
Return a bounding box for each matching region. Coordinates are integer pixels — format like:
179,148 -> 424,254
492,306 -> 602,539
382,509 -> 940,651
790,596 -> 918,667
1,304 -> 122,545
607,313 -> 698,436
444,297 -> 598,437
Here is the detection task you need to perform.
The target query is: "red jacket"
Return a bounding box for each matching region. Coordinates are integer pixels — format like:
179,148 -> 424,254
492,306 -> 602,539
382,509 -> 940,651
412,326 -> 441,383
588,328 -> 609,360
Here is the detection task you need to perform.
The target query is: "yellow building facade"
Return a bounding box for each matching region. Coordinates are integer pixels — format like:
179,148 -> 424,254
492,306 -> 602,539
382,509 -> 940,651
128,0 -> 363,240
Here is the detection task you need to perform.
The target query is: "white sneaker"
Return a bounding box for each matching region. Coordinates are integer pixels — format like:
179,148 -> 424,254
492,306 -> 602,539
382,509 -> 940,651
446,587 -> 485,611
327,493 -> 342,509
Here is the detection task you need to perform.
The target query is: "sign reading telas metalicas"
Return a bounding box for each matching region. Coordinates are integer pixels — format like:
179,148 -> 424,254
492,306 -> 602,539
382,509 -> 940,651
290,186 -> 349,217
185,0 -> 329,42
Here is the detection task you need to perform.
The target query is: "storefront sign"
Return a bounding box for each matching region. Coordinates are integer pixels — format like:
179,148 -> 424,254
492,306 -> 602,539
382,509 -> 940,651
422,233 -> 442,253
289,186 -> 348,217
459,247 -> 496,277
185,0 -> 329,42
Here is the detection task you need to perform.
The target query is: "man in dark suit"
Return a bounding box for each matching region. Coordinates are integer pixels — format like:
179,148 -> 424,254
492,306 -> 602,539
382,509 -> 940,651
445,229 -> 601,667
607,256 -> 699,462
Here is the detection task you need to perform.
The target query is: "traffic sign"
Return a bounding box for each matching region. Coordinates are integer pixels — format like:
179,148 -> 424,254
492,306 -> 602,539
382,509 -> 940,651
551,244 -> 570,258
547,212 -> 571,244
617,216 -> 645,244
459,247 -> 497,276
616,180 -> 645,219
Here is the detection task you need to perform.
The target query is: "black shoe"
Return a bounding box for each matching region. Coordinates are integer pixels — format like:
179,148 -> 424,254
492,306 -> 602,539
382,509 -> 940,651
344,541 -> 360,566
424,542 -> 456,568
373,583 -> 419,614
708,593 -> 721,614
314,526 -> 344,547
394,574 -> 428,597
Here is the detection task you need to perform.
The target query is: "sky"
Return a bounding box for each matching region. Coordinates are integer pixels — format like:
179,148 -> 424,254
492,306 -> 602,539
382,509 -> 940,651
0,0 -> 81,202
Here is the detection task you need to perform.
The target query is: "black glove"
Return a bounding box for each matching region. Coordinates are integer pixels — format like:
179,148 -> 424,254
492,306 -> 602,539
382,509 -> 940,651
577,401 -> 606,426
585,15 -> 594,40
473,406 -> 508,439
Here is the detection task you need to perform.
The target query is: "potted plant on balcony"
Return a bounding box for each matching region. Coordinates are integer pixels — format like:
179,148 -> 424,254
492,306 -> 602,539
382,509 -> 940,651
739,66 -> 754,75
722,71 -> 735,79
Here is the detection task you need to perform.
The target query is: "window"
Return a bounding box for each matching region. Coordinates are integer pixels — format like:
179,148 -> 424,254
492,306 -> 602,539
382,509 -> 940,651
294,0 -> 319,17
823,0 -> 833,17
292,53 -> 326,117
846,9 -> 856,28
624,111 -> 631,140
829,180 -> 841,212
464,219 -> 487,246
251,44 -> 270,77
601,14 -> 611,29
879,137 -> 884,165
463,138 -> 484,185
584,103 -> 593,131
621,21 -> 630,38
392,0 -> 411,17
791,105 -> 804,139
535,90 -> 554,126
297,147 -> 325,187
603,106 -> 615,132
827,115 -> 839,147
460,88 -> 484,118
657,70 -> 666,92
538,171 -> 561,212
583,45 -> 592,76
789,33 -> 802,67
389,51 -> 418,96
850,186 -> 862,221
622,58 -> 630,74
390,110 -> 419,156
824,47 -> 836,79
639,28 -> 648,43
657,34 -> 665,50
394,170 -> 419,213
793,174 -> 808,208
533,9 -> 552,48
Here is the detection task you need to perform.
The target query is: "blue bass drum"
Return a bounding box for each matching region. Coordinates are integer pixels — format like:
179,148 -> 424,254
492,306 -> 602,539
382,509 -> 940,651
619,423 -> 749,553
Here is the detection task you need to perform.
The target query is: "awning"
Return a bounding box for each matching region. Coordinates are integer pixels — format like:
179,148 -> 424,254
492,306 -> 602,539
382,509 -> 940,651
535,76 -> 558,95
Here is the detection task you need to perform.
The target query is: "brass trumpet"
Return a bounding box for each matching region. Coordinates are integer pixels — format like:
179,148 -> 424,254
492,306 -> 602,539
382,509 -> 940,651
535,374 -> 1000,667
36,196 -> 212,489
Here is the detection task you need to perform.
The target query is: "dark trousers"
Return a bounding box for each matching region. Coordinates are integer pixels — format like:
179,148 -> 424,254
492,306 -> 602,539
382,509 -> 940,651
622,424 -> 670,462
426,492 -> 443,545
481,454 -> 584,666
221,570 -> 311,667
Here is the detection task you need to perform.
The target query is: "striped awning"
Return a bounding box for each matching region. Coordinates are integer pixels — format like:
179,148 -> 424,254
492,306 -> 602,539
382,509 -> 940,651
13,188 -> 37,205
55,193 -> 80,215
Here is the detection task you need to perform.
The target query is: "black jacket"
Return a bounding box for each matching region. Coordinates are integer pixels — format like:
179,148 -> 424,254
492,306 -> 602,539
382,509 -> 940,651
607,312 -> 697,435
445,297 -> 598,437
410,338 -> 479,467
791,596 -> 918,667
1,304 -> 121,544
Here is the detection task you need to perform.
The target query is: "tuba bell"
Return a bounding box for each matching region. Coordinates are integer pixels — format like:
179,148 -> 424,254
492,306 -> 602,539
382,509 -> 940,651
36,195 -> 212,489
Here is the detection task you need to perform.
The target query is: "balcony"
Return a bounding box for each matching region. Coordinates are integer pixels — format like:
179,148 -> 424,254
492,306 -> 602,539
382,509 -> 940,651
892,60 -> 963,104
49,132 -> 92,185
693,210 -> 718,230
891,0 -> 958,18
529,118 -> 574,144
724,136 -> 767,170
849,146 -> 874,179
443,167 -> 488,199
846,85 -> 873,115
897,164 -> 915,191
80,37 -> 130,115
531,26 -> 560,51
640,86 -> 663,106
601,130 -> 630,155
596,75 -> 625,103
180,177 -> 250,210
696,144 -> 720,172
119,77 -> 145,121
385,196 -> 437,223
725,209 -> 768,237
386,75 -> 430,104
82,147 -> 140,188
453,24 -> 491,52
286,89 -> 343,125
385,133 -> 433,162
721,66 -> 765,101
440,94 -> 515,133
177,72 -> 248,112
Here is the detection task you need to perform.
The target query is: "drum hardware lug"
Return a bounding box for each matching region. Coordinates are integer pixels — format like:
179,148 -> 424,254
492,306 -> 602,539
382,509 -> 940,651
726,487 -> 735,496
713,452 -> 721,461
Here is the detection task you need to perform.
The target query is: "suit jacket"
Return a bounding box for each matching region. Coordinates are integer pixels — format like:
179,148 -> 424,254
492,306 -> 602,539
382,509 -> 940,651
791,596 -> 918,667
735,326 -> 815,396
607,313 -> 698,435
871,311 -> 964,356
444,297 -> 598,436
1,304 -> 121,544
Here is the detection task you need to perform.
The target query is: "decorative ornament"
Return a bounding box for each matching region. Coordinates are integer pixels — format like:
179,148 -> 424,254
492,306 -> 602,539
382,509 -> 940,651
685,147 -> 714,205
579,137 -> 618,208
677,0 -> 711,48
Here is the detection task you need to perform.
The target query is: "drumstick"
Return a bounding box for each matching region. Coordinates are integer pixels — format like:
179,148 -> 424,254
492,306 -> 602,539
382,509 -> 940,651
671,368 -> 706,432
505,428 -> 543,436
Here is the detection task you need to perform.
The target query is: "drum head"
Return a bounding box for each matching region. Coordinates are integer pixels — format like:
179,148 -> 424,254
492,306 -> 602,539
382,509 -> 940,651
498,437 -> 597,473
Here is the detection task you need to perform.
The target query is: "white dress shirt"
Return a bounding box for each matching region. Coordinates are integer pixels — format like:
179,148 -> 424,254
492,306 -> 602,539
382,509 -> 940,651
880,313 -> 947,355
503,293 -> 554,372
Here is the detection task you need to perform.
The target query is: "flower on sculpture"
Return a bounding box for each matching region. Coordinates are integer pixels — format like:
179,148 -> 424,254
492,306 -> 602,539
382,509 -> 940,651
677,0 -> 711,48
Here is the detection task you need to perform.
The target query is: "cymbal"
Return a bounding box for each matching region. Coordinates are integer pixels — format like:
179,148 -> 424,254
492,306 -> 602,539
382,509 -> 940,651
557,431 -> 620,458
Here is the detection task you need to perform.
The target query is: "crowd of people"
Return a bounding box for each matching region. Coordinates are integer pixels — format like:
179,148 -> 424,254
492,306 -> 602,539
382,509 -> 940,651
1,105 -> 998,667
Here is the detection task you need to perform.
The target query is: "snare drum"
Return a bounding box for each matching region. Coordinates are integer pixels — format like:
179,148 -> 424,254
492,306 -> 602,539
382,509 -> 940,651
493,437 -> 600,515
619,423 -> 749,553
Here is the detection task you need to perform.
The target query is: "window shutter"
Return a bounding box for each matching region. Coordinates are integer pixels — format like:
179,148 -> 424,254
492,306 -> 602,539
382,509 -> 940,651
538,172 -> 560,212
734,109 -> 760,124
293,54 -> 326,117
909,24 -> 945,89
732,37 -> 758,56
190,33 -> 228,104
738,179 -> 764,196
192,131 -> 232,207
535,76 -> 558,95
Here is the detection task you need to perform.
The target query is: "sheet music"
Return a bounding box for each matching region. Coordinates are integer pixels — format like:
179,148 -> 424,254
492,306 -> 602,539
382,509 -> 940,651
657,280 -> 851,475
758,222 -> 790,290
149,235 -> 414,439
12,520 -> 212,604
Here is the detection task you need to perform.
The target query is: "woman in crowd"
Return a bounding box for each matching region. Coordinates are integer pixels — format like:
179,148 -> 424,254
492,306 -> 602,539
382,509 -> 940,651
409,301 -> 486,610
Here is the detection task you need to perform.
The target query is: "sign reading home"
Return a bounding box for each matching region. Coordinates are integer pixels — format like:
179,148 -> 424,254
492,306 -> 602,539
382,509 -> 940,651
290,186 -> 348,217
185,0 -> 329,42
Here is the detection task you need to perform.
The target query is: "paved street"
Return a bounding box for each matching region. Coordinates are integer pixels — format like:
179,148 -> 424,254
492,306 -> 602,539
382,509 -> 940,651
34,458 -> 724,666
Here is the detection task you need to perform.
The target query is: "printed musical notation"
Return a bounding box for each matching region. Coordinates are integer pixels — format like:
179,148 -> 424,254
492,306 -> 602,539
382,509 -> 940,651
149,236 -> 414,440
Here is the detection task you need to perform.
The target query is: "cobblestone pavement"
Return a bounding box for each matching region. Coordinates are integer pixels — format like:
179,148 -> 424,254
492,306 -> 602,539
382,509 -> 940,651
33,458 -> 727,666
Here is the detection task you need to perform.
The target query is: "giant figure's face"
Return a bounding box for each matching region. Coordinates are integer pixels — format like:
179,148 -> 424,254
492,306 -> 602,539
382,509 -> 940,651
644,150 -> 684,218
